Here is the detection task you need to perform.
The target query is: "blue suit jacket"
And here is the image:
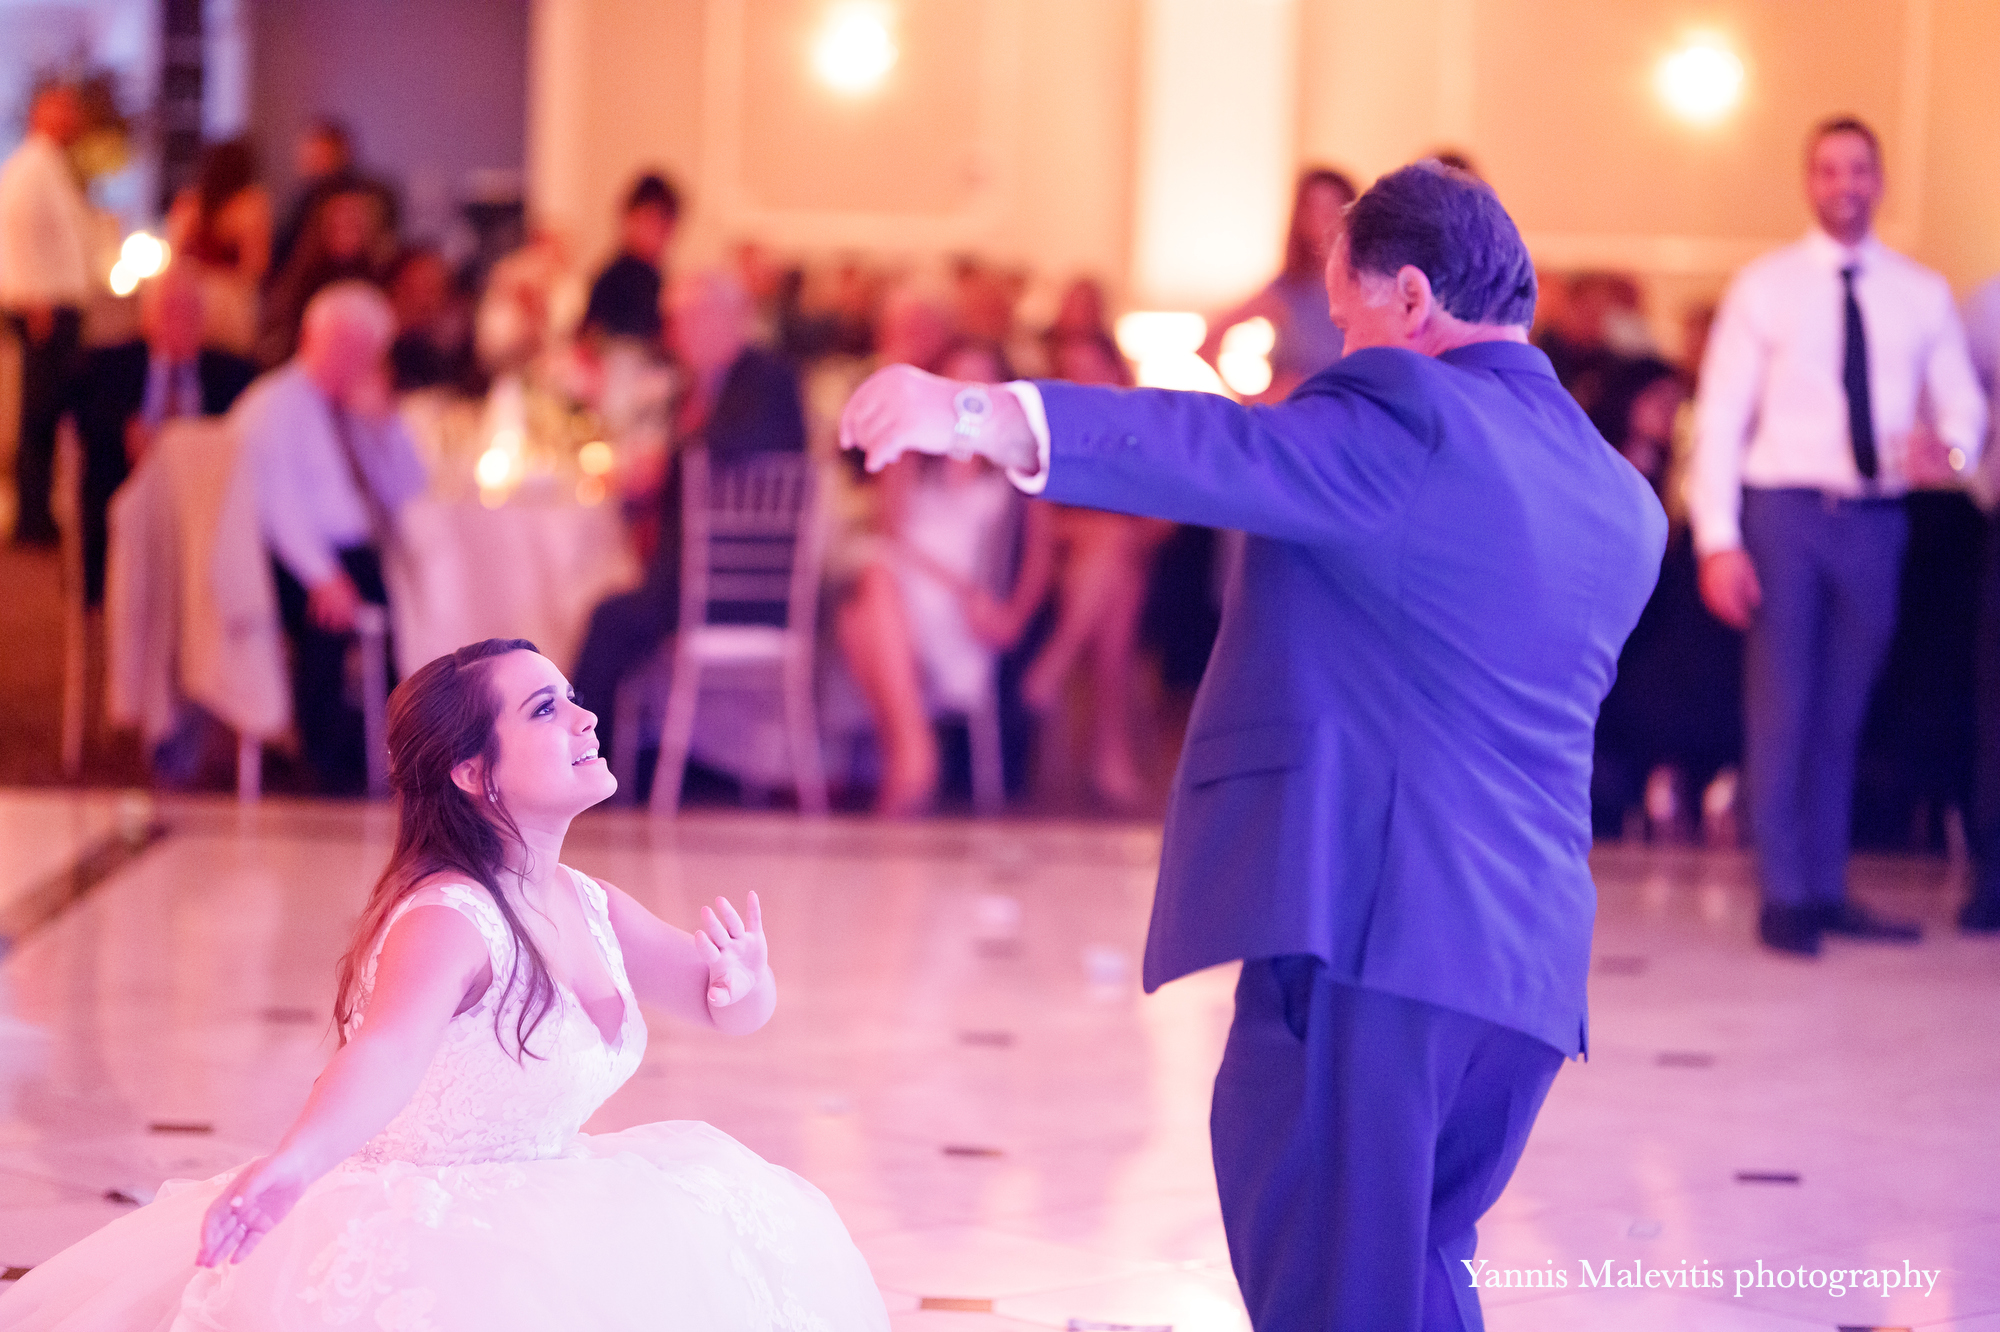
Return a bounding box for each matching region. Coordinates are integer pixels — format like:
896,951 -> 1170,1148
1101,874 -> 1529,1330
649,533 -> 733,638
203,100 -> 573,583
1034,341 -> 1665,1055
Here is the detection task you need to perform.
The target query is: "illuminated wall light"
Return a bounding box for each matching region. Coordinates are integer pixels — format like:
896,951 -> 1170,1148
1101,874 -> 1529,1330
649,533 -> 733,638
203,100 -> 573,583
1115,311 -> 1228,395
577,440 -> 615,476
815,4 -> 898,96
1115,311 -> 1205,361
1217,316 -> 1275,397
1657,40 -> 1744,125
108,230 -> 170,296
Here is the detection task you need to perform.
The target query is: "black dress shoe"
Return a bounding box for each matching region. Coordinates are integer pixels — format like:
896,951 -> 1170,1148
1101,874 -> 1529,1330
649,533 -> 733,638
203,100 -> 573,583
1818,900 -> 1922,942
1758,904 -> 1821,957
1960,879 -> 2000,933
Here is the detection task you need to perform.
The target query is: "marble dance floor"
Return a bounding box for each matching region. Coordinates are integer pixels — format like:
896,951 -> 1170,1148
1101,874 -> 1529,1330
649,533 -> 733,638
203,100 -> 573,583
1,789 -> 1997,1329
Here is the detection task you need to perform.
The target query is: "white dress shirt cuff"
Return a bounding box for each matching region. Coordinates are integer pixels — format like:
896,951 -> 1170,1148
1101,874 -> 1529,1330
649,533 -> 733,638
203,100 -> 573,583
1000,381 -> 1051,495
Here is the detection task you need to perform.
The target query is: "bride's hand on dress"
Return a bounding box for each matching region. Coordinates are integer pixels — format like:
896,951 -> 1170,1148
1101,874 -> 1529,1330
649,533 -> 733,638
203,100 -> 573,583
196,1154 -> 310,1267
696,892 -> 767,1009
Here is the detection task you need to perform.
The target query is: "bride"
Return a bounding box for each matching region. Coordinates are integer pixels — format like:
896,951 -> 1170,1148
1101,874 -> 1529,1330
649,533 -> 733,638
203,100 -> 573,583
3,638 -> 890,1330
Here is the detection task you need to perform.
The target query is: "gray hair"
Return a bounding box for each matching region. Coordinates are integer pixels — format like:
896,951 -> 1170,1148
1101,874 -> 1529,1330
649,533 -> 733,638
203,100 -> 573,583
302,280 -> 395,347
1344,161 -> 1537,328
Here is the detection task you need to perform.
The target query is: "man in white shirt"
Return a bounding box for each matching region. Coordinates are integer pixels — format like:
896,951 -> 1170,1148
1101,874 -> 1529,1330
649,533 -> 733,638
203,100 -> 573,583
233,281 -> 426,793
0,84 -> 94,546
1689,116 -> 1987,955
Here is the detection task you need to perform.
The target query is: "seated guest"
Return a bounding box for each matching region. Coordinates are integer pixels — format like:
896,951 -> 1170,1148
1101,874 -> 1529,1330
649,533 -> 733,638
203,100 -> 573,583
235,282 -> 427,793
581,172 -> 681,344
1535,271 -> 1620,414
386,246 -> 477,393
1587,356 -> 1742,837
815,283 -> 956,812
258,184 -> 394,366
269,118 -> 400,280
833,340 -> 1054,814
474,227 -> 580,377
1024,331 -> 1174,810
164,137 -> 270,357
572,270 -> 805,767
69,264 -> 257,607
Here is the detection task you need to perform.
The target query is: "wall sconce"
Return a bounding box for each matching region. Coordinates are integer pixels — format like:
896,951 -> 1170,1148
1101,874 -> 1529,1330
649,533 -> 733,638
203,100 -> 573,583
1116,311 -> 1227,395
1656,39 -> 1744,125
815,3 -> 898,97
1218,317 -> 1275,397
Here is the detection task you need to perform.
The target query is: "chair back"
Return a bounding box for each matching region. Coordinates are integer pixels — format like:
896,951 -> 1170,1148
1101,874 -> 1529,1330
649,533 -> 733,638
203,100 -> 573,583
677,450 -> 825,639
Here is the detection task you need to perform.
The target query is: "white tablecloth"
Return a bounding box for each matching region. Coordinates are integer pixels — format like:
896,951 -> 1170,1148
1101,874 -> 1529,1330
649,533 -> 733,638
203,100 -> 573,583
389,496 -> 640,676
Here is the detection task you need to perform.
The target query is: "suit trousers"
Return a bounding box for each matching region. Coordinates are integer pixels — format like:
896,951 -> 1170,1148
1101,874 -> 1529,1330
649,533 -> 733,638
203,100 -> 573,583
1740,488 -> 1908,908
1212,959 -> 1563,1332
272,547 -> 392,794
7,306 -> 82,543
1974,509 -> 2000,898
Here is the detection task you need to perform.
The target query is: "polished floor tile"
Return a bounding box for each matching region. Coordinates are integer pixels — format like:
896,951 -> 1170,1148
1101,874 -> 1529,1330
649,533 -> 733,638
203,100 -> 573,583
1,794 -> 1997,1328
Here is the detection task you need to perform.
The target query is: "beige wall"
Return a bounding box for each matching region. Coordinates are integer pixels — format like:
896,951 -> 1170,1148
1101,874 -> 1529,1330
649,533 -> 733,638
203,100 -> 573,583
531,0 -> 2000,338
530,0 -> 1138,297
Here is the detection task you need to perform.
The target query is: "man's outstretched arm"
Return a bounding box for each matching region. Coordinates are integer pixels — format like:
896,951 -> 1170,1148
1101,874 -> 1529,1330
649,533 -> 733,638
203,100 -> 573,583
840,364 -> 1423,546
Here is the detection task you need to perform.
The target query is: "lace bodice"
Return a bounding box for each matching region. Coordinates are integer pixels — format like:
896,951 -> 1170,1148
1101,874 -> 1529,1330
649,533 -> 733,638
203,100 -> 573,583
345,868 -> 645,1167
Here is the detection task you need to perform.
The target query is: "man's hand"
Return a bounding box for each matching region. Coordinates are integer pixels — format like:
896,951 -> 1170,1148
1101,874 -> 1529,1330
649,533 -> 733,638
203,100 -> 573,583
1901,423 -> 1965,488
1698,548 -> 1762,630
307,572 -> 362,633
839,365 -> 1040,478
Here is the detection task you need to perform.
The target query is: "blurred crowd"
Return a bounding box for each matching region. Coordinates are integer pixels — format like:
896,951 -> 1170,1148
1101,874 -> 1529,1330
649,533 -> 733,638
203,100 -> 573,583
4,86 -> 1996,865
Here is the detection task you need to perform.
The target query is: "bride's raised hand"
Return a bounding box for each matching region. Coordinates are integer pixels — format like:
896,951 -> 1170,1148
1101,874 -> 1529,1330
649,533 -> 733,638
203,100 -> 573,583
195,1154 -> 310,1268
695,891 -> 767,1008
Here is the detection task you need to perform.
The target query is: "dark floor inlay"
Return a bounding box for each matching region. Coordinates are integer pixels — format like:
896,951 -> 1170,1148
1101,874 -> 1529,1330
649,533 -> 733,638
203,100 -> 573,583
148,1121 -> 214,1135
1656,1051 -> 1716,1068
0,818 -> 170,950
1,1265 -> 30,1281
1735,1170 -> 1801,1184
259,1006 -> 320,1025
959,1030 -> 1015,1048
942,1144 -> 1004,1158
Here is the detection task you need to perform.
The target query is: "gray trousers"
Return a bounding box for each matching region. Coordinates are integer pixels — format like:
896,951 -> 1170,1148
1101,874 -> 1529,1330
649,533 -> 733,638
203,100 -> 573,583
1741,487 -> 1908,908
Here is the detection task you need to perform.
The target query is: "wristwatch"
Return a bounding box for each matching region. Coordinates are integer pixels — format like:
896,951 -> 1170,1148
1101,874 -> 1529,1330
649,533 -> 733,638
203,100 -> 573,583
950,385 -> 992,459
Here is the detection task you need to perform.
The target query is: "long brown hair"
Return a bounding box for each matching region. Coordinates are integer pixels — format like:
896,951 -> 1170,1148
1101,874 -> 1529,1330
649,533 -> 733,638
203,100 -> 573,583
332,638 -> 560,1060
1283,167 -> 1360,280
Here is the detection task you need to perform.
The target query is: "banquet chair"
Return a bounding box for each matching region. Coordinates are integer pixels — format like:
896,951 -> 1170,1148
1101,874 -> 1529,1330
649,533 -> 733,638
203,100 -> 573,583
640,450 -> 829,815
98,418 -> 391,801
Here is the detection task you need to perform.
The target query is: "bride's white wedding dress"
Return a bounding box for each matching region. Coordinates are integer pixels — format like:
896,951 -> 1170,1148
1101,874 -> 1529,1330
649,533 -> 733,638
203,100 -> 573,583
2,868 -> 890,1330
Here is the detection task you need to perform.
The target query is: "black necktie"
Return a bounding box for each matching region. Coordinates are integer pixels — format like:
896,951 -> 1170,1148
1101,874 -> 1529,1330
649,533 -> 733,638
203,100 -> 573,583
1841,264 -> 1878,480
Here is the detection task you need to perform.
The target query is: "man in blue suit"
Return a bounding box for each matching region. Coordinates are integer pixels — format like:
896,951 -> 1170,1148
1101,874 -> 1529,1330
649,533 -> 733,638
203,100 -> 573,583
844,163 -> 1665,1330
